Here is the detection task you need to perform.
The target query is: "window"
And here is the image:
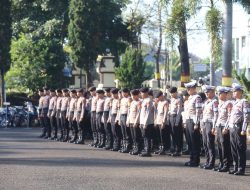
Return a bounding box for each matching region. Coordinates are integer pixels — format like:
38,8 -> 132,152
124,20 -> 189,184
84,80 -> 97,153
236,38 -> 239,60
242,36 -> 246,47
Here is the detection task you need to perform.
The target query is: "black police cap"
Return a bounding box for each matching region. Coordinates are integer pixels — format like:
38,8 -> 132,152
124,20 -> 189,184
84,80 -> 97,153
71,89 -> 77,94
122,88 -> 130,93
105,88 -> 111,93
62,89 -> 69,93
88,86 -> 96,92
96,89 -> 105,94
77,88 -> 84,93
56,89 -> 62,93
49,89 -> 55,93
169,86 -> 177,93
111,88 -> 119,94
131,89 -> 140,96
140,87 -> 149,93
155,91 -> 163,98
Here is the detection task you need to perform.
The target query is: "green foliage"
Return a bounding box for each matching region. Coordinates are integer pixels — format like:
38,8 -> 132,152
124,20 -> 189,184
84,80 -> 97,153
5,34 -> 66,93
233,68 -> 250,100
0,0 -> 12,72
115,48 -> 147,89
205,7 -> 223,64
68,0 -> 129,85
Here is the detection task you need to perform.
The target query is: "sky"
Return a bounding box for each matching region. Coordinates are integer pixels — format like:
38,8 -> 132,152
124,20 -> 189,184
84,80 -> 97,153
127,0 -> 249,59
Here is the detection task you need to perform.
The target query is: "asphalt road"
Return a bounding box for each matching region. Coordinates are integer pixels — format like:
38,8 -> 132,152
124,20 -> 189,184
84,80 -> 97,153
0,128 -> 249,190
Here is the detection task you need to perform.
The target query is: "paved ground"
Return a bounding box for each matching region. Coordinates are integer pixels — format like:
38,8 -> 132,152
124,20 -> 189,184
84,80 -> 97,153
0,128 -> 249,190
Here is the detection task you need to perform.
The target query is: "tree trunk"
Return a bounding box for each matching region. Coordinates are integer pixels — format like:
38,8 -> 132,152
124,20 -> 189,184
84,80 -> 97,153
0,67 -> 5,106
222,0 -> 233,86
155,2 -> 162,88
178,20 -> 190,87
210,48 -> 215,85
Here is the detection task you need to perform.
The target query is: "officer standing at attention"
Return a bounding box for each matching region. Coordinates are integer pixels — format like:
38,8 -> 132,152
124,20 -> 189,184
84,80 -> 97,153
38,89 -> 45,138
168,87 -> 183,156
103,88 -> 113,150
55,89 -> 63,141
200,85 -> 218,169
110,88 -> 122,151
67,90 -> 78,143
119,88 -> 132,153
127,89 -> 142,155
184,81 -> 202,167
215,86 -> 233,172
42,87 -> 51,139
227,83 -> 250,175
60,89 -> 70,142
139,87 -> 155,157
88,87 -> 98,147
74,89 -> 86,144
95,89 -> 106,148
47,89 -> 57,140
154,91 -> 169,155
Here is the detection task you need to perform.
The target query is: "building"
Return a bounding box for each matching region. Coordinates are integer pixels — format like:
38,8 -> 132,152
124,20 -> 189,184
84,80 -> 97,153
232,4 -> 250,79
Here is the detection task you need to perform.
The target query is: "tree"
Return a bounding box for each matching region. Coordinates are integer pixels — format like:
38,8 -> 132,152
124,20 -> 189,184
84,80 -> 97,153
0,0 -> 12,105
68,0 -> 129,86
221,0 -> 250,86
115,48 -> 147,89
166,0 -> 200,86
5,34 -> 66,93
205,1 -> 223,85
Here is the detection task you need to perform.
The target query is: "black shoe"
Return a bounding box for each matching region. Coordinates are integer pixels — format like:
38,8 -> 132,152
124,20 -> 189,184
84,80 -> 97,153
89,142 -> 95,147
199,163 -> 208,169
111,147 -> 120,151
218,167 -> 229,172
234,171 -> 245,176
139,152 -> 152,157
75,140 -> 85,144
185,161 -> 199,167
204,165 -> 214,170
228,169 -> 238,175
171,152 -> 181,157
182,149 -> 189,155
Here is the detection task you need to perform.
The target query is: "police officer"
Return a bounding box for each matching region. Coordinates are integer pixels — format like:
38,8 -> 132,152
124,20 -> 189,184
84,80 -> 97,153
154,91 -> 169,155
200,85 -> 218,169
74,88 -> 86,144
119,88 -> 132,153
181,90 -> 190,155
68,89 -> 78,143
110,88 -> 122,151
103,88 -> 113,150
47,89 -> 57,140
168,87 -> 183,156
215,86 -> 233,172
127,89 -> 142,155
60,89 -> 70,142
139,87 -> 155,157
227,83 -> 250,175
184,81 -> 202,167
55,89 -> 63,141
89,86 -> 98,147
96,89 -> 106,148
38,89 -> 45,138
42,87 -> 50,139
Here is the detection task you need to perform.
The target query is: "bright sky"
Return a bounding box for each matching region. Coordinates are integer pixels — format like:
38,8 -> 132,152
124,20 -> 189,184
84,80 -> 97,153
128,0 -> 249,59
